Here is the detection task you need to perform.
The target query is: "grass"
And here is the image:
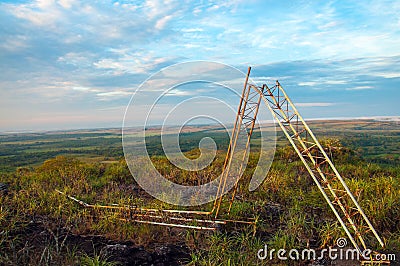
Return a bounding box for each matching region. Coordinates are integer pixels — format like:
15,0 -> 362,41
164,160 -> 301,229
80,253 -> 118,266
0,120 -> 399,265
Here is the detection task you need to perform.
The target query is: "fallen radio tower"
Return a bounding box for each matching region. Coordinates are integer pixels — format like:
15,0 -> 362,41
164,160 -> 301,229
58,67 -> 389,265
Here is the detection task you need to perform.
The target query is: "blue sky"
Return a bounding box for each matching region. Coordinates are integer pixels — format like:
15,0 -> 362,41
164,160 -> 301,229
0,0 -> 399,131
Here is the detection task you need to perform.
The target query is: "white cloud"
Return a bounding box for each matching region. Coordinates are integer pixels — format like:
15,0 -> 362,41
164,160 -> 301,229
1,0 -> 399,131
296,102 -> 335,107
318,21 -> 340,30
93,52 -> 172,75
155,15 -> 174,30
7,0 -> 62,27
298,81 -> 318,86
346,86 -> 374,91
325,80 -> 347,85
144,0 -> 164,19
58,0 -> 75,9
144,0 -> 179,21
165,89 -> 205,96
96,90 -> 132,101
119,3 -> 140,11
1,35 -> 29,51
72,86 -> 101,93
372,72 -> 400,79
181,28 -> 204,33
299,79 -> 349,87
57,52 -> 93,67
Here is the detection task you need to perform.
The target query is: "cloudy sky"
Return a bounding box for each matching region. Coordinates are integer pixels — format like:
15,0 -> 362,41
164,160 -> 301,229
0,0 -> 399,131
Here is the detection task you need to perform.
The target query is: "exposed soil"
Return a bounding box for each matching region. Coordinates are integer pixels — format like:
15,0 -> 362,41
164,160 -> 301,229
7,219 -> 191,265
4,213 -> 399,266
66,234 -> 191,265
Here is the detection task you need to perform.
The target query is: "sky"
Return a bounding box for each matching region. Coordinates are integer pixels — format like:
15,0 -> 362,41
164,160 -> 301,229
0,0 -> 399,131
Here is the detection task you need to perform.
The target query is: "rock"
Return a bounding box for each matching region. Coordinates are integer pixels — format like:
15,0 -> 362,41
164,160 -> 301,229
0,183 -> 8,195
155,245 -> 171,256
103,243 -> 128,254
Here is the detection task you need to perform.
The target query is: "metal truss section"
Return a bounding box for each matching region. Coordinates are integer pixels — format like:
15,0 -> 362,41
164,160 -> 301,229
213,67 -> 264,218
247,78 -> 386,263
56,189 -> 255,230
58,67 -> 388,264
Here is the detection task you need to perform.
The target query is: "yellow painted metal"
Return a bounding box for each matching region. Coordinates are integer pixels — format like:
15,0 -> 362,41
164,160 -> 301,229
56,66 -> 386,265
55,189 -> 255,230
214,67 -> 253,217
247,78 -> 384,257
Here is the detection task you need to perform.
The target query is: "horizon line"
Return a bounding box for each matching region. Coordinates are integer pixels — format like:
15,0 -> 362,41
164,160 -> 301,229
1,115 -> 399,134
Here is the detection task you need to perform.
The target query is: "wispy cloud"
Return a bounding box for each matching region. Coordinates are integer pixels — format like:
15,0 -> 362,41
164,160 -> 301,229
346,86 -> 374,91
1,35 -> 29,52
72,86 -> 101,93
0,1 -> 399,130
298,81 -> 318,87
96,90 -> 132,100
93,53 -> 173,75
6,0 -> 62,28
372,72 -> 400,79
296,102 -> 335,107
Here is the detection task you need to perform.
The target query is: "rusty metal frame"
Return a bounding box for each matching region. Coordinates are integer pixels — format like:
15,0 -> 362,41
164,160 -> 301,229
214,67 -> 264,218
57,67 -> 389,265
56,67 -> 263,229
56,189 -> 254,230
255,81 -> 384,252
244,75 -> 387,264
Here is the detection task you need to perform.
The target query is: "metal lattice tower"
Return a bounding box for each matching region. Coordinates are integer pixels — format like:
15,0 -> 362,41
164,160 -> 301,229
58,66 -> 388,264
238,67 -> 386,263
213,67 -> 264,218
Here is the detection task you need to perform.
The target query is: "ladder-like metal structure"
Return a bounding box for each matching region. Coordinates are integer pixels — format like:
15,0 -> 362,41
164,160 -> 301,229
239,67 -> 386,264
261,82 -> 383,252
58,66 -> 388,264
213,67 -> 263,218
57,67 -> 264,230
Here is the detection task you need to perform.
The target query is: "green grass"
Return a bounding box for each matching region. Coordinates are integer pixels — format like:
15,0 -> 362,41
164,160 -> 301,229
0,120 -> 399,265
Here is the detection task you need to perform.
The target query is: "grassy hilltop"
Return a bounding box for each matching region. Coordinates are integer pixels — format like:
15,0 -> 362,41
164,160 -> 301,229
0,120 -> 399,265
